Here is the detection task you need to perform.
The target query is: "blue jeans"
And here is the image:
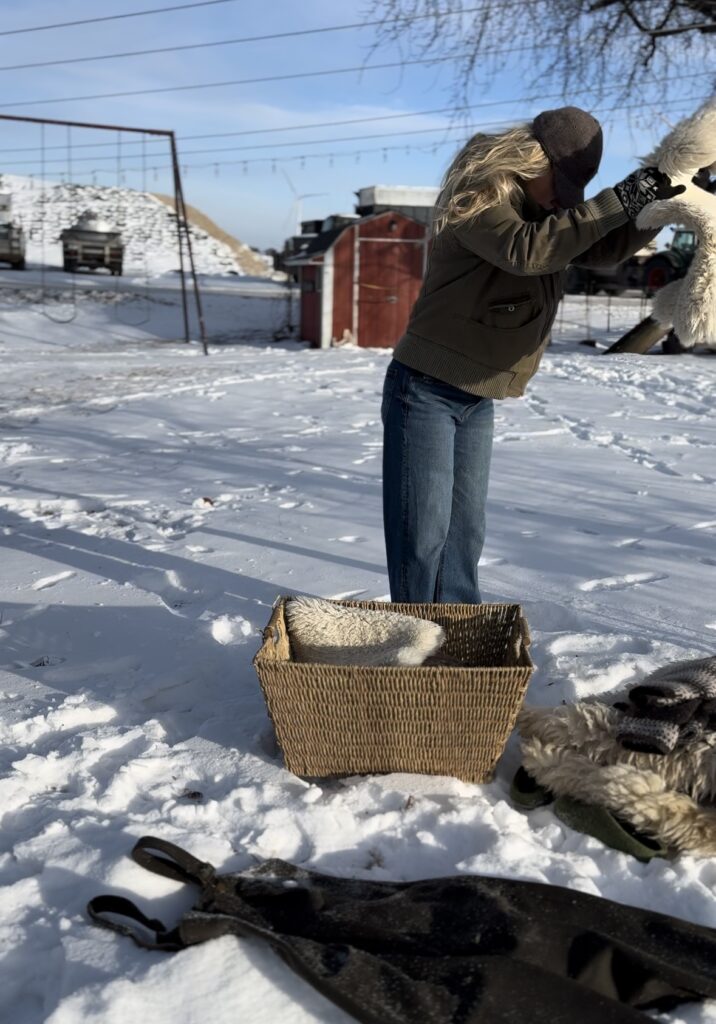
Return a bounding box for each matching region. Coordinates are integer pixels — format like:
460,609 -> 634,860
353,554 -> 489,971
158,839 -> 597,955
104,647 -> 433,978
381,359 -> 494,603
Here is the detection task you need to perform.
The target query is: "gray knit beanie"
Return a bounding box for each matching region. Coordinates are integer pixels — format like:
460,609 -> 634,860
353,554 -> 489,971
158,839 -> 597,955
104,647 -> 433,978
532,106 -> 603,208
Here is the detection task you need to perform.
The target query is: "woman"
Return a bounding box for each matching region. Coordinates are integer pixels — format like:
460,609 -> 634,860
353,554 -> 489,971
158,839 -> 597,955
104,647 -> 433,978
382,106 -> 683,604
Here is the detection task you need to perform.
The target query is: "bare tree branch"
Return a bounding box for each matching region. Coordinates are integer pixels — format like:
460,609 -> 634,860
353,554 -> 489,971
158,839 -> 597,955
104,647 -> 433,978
363,0 -> 716,121
595,0 -> 714,33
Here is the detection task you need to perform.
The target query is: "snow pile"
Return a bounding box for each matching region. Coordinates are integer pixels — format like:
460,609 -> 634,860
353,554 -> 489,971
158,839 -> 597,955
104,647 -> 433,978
1,289 -> 716,1022
0,173 -> 267,277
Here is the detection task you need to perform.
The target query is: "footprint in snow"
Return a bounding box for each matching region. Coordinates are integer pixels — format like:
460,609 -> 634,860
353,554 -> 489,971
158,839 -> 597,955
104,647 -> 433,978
578,572 -> 667,592
519,600 -> 589,633
133,568 -> 202,614
548,632 -> 651,656
31,570 -> 75,591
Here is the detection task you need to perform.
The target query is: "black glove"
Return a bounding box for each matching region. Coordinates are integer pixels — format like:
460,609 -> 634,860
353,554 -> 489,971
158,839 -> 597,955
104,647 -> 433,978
692,167 -> 716,194
613,166 -> 686,219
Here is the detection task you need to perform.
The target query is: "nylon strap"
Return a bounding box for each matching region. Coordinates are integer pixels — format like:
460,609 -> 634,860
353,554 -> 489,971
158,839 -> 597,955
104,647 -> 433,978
87,894 -> 184,951
131,835 -> 216,886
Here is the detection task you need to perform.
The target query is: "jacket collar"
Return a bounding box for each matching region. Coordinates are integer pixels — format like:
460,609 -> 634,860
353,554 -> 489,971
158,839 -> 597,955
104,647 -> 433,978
519,190 -> 549,222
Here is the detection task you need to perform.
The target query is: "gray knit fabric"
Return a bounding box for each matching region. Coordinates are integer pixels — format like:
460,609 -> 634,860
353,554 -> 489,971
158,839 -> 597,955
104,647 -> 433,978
631,657 -> 716,705
616,657 -> 716,754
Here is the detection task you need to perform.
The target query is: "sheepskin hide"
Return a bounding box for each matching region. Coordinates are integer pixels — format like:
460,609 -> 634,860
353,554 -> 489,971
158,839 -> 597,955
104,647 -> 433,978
284,597 -> 445,666
517,703 -> 716,856
518,703 -> 716,801
639,186 -> 716,346
644,99 -> 716,183
637,97 -> 716,348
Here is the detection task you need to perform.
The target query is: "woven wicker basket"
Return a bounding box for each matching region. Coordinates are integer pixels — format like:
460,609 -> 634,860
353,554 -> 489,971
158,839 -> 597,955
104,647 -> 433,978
253,598 -> 533,783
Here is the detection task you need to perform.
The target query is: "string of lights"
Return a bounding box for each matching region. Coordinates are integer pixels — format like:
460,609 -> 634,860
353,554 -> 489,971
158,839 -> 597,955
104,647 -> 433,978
0,74 -> 711,160
0,106 -> 476,155
4,100 -> 703,185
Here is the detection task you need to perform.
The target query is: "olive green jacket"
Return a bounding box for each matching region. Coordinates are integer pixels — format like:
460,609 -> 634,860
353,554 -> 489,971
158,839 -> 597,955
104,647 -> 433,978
393,188 -> 657,398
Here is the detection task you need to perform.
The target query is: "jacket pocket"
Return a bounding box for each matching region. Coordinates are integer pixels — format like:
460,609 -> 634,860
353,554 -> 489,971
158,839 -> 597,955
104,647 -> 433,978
459,307 -> 549,372
479,291 -> 542,330
488,296 -> 532,313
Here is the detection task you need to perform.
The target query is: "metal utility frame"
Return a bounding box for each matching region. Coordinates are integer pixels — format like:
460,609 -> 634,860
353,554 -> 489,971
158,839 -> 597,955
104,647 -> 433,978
0,112 -> 208,354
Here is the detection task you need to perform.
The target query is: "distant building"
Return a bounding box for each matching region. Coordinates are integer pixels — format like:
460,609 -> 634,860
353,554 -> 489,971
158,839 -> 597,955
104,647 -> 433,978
355,185 -> 439,228
280,215 -> 359,274
284,211 -> 427,348
282,184 -> 438,348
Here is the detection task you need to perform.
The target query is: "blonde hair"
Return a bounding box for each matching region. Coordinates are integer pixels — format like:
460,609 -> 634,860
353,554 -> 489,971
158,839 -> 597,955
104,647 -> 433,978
434,124 -> 549,233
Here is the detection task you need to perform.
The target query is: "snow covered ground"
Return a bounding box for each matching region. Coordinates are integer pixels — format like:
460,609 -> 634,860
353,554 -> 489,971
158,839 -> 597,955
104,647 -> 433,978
1,275 -> 715,1023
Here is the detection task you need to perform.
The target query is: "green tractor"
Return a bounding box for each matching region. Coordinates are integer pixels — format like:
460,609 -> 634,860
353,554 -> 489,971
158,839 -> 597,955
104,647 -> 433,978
642,227 -> 697,297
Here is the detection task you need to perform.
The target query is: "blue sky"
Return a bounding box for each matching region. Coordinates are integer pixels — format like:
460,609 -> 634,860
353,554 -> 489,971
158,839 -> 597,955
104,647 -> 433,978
0,0 -> 712,250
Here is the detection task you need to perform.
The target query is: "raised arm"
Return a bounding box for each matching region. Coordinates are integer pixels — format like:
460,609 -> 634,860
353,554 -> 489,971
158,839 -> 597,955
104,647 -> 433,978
452,189 -> 627,276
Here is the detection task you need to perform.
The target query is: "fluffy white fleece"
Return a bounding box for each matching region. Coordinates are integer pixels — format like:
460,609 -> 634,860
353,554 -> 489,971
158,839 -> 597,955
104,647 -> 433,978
284,597 -> 446,666
644,99 -> 716,183
518,702 -> 716,856
637,97 -> 716,348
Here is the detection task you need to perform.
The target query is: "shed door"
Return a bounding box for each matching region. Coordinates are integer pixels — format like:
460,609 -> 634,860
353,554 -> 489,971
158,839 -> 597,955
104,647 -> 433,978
357,240 -> 424,348
299,266 -> 321,345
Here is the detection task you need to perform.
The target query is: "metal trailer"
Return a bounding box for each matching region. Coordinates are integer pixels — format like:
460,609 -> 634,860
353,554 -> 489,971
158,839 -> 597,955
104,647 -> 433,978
0,221 -> 26,269
0,192 -> 26,269
60,211 -> 124,275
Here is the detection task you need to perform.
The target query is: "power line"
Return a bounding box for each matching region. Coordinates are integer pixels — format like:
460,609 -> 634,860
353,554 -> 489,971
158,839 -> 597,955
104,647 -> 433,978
185,106 -> 466,142
0,0 -> 240,38
0,53 -> 510,109
158,93 -> 716,157
0,107 -> 470,155
149,97 -> 716,170
0,80 -> 704,164
0,98 -> 705,177
87,105 -> 705,176
3,94 -> 709,169
0,78 -> 711,157
0,6 -> 514,72
1,54 -> 712,111
5,124 -> 475,169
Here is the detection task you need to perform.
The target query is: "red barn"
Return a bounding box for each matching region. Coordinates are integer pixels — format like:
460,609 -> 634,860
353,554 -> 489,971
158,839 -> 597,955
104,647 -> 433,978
285,196 -> 432,348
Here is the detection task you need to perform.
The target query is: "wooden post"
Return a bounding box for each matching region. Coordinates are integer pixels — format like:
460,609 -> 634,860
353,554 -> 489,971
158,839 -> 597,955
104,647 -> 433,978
603,315 -> 669,355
